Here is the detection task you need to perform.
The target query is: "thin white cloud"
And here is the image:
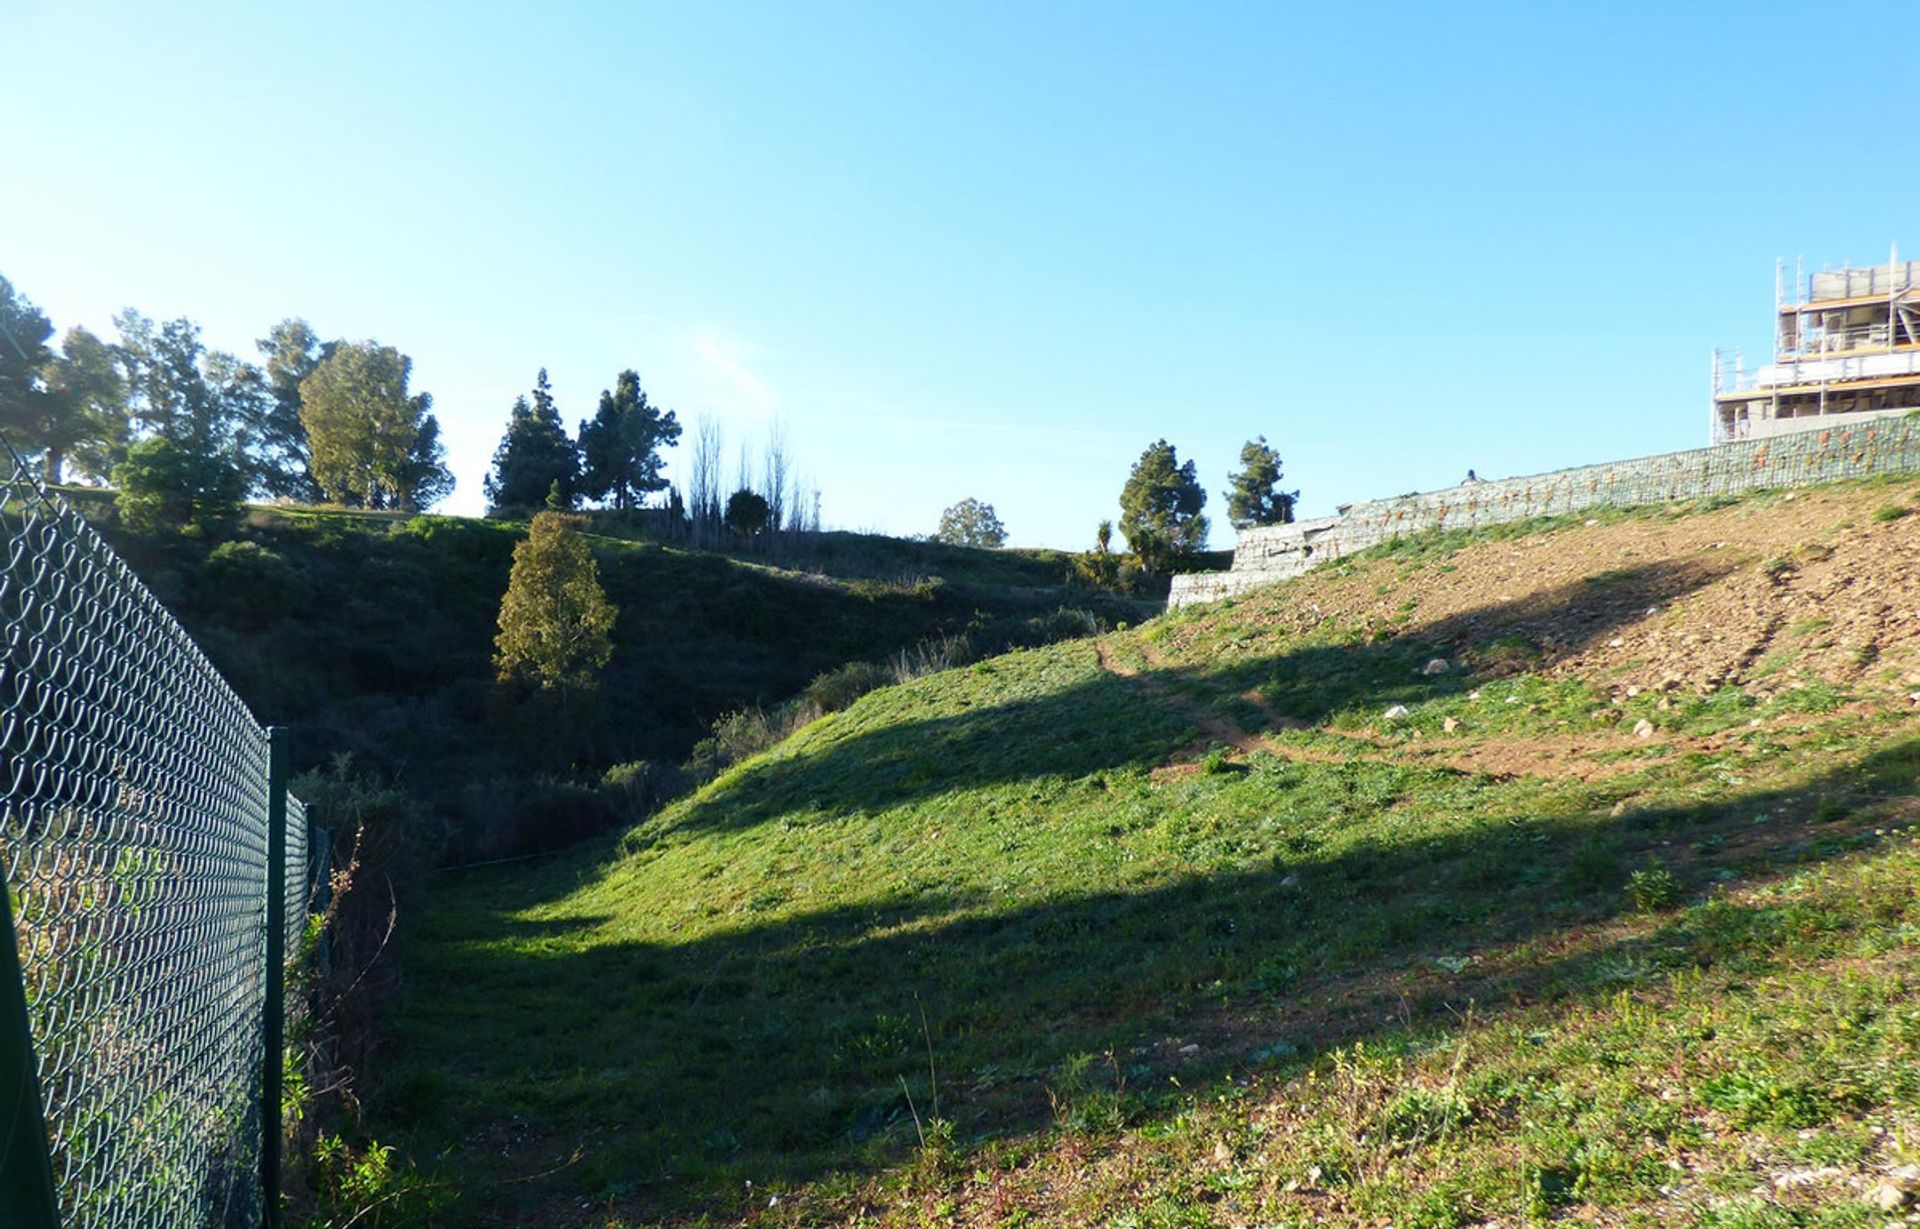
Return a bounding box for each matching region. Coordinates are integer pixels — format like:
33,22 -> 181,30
690,326 -> 777,413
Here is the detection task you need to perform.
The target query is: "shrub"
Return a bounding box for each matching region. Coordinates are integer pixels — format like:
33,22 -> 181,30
113,438 -> 245,537
453,775 -> 611,860
1627,862 -> 1683,912
1040,606 -> 1100,641
805,660 -> 893,713
602,760 -> 685,824
201,540 -> 299,627
687,700 -> 821,780
1873,503 -> 1909,523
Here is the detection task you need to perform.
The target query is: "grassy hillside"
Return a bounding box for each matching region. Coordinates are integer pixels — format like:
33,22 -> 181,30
67,492 -> 1130,855
372,478 -> 1920,1226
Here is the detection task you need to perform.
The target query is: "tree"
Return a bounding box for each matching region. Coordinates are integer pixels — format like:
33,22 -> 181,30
253,318 -> 326,500
485,370 -> 578,511
1225,435 -> 1297,529
113,436 -> 245,536
688,412 -> 724,542
399,405 -> 455,511
577,369 -> 681,510
493,511 -> 617,694
762,419 -> 791,533
299,342 -> 449,509
29,326 -> 127,485
0,275 -> 55,467
1075,518 -> 1122,589
934,497 -> 1008,548
113,311 -> 238,456
205,349 -> 274,488
1118,439 -> 1209,574
725,488 -> 769,537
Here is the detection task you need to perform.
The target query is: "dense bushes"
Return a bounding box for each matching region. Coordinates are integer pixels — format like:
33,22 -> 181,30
201,540 -> 301,626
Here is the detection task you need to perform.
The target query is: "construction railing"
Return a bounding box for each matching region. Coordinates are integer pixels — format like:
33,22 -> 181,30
0,448 -> 315,1229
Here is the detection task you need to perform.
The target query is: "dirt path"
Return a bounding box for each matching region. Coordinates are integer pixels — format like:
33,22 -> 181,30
1094,638 -> 1268,757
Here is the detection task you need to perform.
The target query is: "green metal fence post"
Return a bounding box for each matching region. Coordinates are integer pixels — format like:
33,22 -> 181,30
0,877 -> 61,1228
263,727 -> 289,1229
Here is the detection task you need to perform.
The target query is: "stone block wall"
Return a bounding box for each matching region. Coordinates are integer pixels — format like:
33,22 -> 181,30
1169,417 -> 1920,608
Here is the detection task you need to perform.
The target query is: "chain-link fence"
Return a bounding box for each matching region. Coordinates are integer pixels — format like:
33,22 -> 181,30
0,449 -> 314,1228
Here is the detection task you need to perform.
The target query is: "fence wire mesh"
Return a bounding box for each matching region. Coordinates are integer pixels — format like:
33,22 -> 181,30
0,450 -> 306,1228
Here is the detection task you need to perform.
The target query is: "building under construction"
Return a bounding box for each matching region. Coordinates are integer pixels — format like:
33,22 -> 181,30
1713,249 -> 1920,442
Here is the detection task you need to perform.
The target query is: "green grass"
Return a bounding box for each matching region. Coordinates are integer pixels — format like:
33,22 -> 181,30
366,521 -> 1920,1224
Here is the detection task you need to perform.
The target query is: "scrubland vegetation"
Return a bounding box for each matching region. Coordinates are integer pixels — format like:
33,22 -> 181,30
355,478 -> 1920,1226
15,269 -> 1920,1227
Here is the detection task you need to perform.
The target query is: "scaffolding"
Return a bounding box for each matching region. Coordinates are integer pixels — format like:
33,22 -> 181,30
1712,246 -> 1920,443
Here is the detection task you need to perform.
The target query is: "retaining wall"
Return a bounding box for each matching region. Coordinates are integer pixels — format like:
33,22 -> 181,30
1169,417 -> 1920,608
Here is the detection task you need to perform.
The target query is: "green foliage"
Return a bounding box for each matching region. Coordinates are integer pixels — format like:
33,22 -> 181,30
0,273 -> 54,425
1379,1085 -> 1474,1143
201,540 -> 299,627
805,659 -> 895,713
253,318 -> 325,500
298,341 -> 450,510
1873,503 -> 1909,523
687,702 -> 807,779
725,487 -> 770,537
1075,519 -> 1126,589
309,1132 -> 449,1227
112,436 -> 245,536
576,369 -> 680,510
0,280 -> 132,487
112,309 -> 252,458
1118,438 -> 1208,574
1224,434 -> 1297,529
1698,1070 -> 1833,1128
933,497 -> 1008,548
1626,861 -> 1683,911
493,511 -> 616,693
601,759 -> 684,824
484,369 -> 578,511
32,325 -> 128,485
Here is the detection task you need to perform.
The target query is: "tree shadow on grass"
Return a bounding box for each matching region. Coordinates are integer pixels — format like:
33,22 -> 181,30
377,724 -> 1917,1224
656,558 -> 1737,840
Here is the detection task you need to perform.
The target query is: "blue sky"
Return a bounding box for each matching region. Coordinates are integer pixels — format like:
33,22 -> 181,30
5,2 -> 1918,547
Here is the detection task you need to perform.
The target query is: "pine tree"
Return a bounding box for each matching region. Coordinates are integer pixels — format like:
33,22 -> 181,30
485,370 -> 579,511
1224,435 -> 1297,529
493,511 -> 617,694
577,370 -> 680,510
1117,439 -> 1209,575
